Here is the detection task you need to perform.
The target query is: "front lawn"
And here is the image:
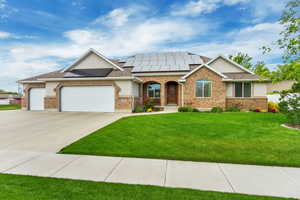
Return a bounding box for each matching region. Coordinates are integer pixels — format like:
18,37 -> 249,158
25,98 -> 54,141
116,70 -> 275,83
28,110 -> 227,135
0,174 -> 292,200
0,104 -> 21,110
61,112 -> 300,167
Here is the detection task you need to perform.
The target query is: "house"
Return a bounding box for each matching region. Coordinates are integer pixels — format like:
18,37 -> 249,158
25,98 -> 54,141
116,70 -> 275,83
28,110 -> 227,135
0,94 -> 21,105
267,80 -> 296,93
19,49 -> 269,112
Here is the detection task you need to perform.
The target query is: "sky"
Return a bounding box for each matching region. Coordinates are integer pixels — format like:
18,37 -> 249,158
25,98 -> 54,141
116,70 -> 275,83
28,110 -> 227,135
0,0 -> 289,91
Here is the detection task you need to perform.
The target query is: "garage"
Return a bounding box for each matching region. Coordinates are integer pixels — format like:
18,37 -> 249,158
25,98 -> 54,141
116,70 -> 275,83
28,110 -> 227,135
29,88 -> 45,110
60,86 -> 115,112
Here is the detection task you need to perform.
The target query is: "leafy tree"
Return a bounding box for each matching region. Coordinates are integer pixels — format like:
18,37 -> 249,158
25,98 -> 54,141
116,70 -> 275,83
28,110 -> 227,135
253,61 -> 271,79
229,52 -> 271,78
229,52 -> 253,70
263,0 -> 300,63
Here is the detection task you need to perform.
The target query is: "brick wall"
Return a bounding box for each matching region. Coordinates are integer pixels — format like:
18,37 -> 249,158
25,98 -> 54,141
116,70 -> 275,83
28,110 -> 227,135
226,97 -> 268,111
22,83 -> 46,109
183,67 -> 226,108
138,75 -> 182,106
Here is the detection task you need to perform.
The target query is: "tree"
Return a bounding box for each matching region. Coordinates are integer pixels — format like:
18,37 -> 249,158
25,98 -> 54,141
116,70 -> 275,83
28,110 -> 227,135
229,52 -> 271,78
229,52 -> 253,70
263,0 -> 300,63
253,61 -> 271,79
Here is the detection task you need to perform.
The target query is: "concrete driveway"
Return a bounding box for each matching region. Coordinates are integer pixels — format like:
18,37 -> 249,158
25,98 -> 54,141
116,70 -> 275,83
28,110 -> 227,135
0,110 -> 125,152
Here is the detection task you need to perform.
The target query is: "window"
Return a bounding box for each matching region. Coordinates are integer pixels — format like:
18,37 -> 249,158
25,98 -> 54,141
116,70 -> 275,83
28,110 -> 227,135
235,82 -> 251,97
147,83 -> 160,98
196,80 -> 211,97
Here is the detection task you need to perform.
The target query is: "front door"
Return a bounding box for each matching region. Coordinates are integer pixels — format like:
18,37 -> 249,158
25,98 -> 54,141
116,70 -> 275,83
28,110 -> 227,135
167,83 -> 178,105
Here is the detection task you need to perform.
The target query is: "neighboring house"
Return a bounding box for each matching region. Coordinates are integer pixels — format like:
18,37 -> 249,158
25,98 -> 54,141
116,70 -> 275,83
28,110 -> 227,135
267,80 -> 296,93
0,94 -> 21,105
19,49 -> 269,112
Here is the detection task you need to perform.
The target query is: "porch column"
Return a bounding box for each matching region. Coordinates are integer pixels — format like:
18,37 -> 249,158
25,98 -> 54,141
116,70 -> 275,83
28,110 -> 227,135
160,82 -> 165,106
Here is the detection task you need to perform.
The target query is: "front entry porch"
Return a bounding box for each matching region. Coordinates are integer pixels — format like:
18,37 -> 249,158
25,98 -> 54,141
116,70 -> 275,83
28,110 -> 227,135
142,81 -> 180,107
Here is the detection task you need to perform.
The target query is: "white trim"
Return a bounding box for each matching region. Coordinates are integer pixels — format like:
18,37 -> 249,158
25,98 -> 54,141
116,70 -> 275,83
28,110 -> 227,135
18,80 -> 45,84
180,64 -> 227,81
222,79 -> 260,82
134,72 -> 187,77
38,77 -> 142,82
62,48 -> 124,72
207,55 -> 255,75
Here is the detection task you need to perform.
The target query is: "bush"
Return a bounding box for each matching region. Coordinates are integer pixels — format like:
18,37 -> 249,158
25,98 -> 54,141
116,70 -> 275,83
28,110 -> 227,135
146,108 -> 153,112
268,102 -> 279,113
152,106 -> 163,112
211,107 -> 223,113
133,106 -> 145,113
279,93 -> 300,125
144,98 -> 155,110
226,106 -> 240,112
193,108 -> 200,112
178,106 -> 193,112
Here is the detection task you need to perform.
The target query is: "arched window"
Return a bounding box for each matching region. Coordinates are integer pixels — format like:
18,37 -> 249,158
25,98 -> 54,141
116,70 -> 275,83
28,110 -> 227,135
147,83 -> 160,98
196,79 -> 211,97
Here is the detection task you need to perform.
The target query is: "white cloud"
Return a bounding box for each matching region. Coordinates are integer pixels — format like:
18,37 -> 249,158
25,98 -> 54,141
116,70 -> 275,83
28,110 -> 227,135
171,0 -> 247,17
0,0 -> 6,9
0,31 -> 11,39
93,5 -> 147,27
249,0 -> 288,22
173,22 -> 283,63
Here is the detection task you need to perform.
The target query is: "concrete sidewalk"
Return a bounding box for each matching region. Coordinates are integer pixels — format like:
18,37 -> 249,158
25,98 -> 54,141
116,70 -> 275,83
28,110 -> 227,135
1,150 -> 300,199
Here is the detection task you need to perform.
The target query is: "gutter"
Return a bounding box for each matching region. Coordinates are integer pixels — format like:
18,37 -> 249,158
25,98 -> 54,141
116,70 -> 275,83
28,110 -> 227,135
18,77 -> 143,84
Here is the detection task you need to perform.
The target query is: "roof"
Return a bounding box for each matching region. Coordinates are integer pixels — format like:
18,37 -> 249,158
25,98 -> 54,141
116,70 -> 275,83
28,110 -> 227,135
62,49 -> 124,72
120,52 -> 207,73
19,68 -> 133,82
222,72 -> 260,80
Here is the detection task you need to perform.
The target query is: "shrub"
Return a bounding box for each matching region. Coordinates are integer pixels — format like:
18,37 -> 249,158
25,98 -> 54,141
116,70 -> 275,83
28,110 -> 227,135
144,98 -> 155,110
152,106 -> 163,112
226,106 -> 240,112
133,106 -> 145,113
261,109 -> 267,113
211,107 -> 223,113
178,106 -> 194,112
146,108 -> 153,112
254,109 -> 261,112
193,108 -> 200,112
268,102 -> 279,113
279,93 -> 300,125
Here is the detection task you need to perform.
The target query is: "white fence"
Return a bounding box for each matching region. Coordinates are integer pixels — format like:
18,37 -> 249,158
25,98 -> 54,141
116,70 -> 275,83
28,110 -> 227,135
267,93 -> 300,103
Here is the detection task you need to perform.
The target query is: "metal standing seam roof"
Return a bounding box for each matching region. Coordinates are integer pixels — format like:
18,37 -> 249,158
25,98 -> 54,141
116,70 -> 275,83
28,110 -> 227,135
121,52 -> 204,72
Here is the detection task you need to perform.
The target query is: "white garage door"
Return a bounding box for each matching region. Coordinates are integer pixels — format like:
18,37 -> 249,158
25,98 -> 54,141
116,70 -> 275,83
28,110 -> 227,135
30,88 -> 45,110
60,86 -> 115,112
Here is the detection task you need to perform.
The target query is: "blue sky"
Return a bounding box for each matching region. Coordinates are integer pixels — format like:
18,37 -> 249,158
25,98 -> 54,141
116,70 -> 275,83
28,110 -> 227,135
0,0 -> 288,91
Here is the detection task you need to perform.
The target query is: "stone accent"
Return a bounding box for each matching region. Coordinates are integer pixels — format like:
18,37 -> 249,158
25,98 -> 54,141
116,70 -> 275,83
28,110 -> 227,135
183,67 -> 226,108
226,97 -> 268,111
44,96 -> 57,109
115,97 -> 133,110
139,76 -> 182,106
22,83 -> 46,110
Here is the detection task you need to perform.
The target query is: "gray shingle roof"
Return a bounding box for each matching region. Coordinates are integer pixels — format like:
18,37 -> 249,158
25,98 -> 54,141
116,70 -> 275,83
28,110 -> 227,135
223,72 -> 260,80
120,52 -> 206,72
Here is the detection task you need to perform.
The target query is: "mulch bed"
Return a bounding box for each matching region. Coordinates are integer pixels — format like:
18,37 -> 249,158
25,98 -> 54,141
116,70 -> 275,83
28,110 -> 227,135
284,123 -> 300,130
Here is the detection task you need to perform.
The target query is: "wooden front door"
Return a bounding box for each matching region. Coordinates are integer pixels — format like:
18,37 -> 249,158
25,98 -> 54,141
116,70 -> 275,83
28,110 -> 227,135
167,83 -> 178,105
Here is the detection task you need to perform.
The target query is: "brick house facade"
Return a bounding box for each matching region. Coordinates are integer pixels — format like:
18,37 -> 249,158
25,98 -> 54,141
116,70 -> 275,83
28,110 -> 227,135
19,49 -> 269,112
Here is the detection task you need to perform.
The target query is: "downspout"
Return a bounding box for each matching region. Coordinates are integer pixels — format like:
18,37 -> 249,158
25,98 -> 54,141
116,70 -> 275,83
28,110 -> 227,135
180,82 -> 185,107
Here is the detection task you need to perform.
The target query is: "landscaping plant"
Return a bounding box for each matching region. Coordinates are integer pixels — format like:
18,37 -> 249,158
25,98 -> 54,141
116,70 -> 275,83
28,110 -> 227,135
144,98 -> 155,110
225,106 -> 241,112
211,107 -> 223,113
178,106 -> 194,112
279,93 -> 300,125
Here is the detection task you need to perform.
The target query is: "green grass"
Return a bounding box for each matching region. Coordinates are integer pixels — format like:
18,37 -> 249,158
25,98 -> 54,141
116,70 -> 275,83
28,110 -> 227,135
0,174 -> 293,200
0,104 -> 21,110
61,112 -> 300,167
